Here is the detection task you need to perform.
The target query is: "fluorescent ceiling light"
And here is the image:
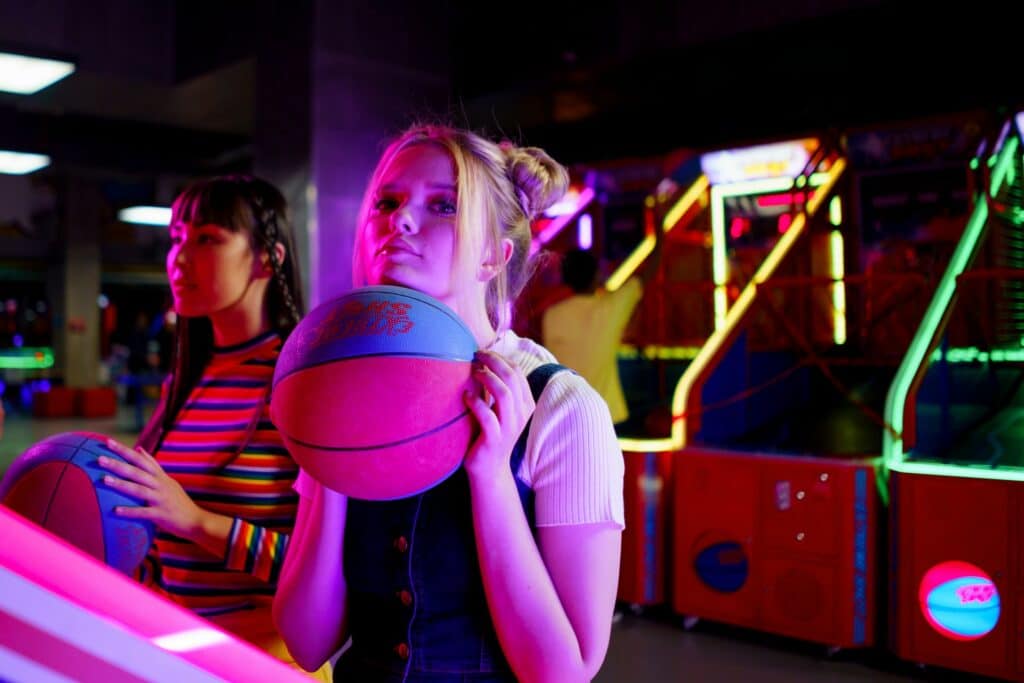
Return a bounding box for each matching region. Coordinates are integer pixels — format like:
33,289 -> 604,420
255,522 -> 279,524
0,150 -> 50,174
118,206 -> 172,226
0,51 -> 75,94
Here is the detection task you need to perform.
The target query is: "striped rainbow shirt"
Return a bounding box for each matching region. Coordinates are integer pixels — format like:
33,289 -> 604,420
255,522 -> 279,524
145,331 -> 298,616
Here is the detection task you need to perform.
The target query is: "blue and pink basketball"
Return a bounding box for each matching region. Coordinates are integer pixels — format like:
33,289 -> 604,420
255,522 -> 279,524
918,560 -> 1001,641
272,285 -> 478,500
0,431 -> 154,575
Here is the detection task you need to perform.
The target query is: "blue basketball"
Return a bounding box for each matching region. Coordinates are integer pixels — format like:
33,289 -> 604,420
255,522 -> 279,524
0,431 -> 154,575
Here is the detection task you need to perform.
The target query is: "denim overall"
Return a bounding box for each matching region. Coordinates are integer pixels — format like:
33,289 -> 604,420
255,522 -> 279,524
334,364 -> 566,683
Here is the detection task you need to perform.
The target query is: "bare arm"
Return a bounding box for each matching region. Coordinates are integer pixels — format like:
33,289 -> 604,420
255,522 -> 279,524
537,525 -> 621,676
469,469 -> 621,682
466,352 -> 622,682
273,476 -> 350,672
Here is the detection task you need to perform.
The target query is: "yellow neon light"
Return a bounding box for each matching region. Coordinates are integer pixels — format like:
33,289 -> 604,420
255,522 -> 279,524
708,174 -> 827,328
713,287 -> 729,330
611,157 -> 844,454
662,175 -> 709,231
607,174 -> 826,296
607,235 -> 656,292
830,230 -> 847,345
829,196 -> 842,226
710,184 -> 728,327
717,177 -> 795,198
617,344 -> 703,360
671,157 -> 847,448
606,175 -> 708,292
618,437 -> 676,453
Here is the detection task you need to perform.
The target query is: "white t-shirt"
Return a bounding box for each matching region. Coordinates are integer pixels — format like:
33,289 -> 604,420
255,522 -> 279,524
294,330 -> 625,529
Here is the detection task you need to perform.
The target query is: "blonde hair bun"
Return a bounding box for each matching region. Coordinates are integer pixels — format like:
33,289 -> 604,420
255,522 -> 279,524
501,143 -> 570,220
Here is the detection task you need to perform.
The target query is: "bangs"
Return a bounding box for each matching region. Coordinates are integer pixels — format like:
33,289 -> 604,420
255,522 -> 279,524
171,179 -> 253,233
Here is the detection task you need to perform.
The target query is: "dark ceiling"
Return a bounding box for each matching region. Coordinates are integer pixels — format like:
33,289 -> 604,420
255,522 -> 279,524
0,0 -> 1018,175
453,1 -> 1020,161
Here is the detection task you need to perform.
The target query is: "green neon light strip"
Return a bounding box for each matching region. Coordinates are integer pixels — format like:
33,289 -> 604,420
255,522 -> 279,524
0,347 -> 54,369
932,346 -> 1024,363
894,461 -> 1024,480
884,135 -> 1020,480
989,136 -> 1018,198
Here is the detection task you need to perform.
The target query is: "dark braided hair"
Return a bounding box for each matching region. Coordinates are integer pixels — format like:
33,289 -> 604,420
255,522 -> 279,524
136,175 -> 306,457
249,186 -> 303,331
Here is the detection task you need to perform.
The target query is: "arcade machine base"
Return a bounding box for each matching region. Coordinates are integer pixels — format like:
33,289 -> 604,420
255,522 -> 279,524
890,472 -> 1022,681
672,447 -> 878,648
619,449 -> 673,606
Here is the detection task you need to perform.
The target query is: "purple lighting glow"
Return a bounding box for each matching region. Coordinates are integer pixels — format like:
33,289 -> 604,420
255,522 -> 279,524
577,213 -> 593,250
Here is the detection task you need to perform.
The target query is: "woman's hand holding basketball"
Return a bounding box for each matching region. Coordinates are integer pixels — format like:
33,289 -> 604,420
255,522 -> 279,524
99,439 -> 208,541
463,350 -> 535,479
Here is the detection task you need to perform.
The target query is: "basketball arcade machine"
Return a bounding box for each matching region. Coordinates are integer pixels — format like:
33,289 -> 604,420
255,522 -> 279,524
662,137 -> 892,649
612,161 -> 708,608
610,139 -> 846,608
885,113 -> 1024,681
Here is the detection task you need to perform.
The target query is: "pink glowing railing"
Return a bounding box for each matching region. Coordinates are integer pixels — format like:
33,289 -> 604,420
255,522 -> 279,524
0,506 -> 310,683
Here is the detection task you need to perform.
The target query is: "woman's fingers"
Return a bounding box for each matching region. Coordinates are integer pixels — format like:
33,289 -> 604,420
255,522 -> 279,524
97,456 -> 159,490
103,474 -> 155,504
105,439 -> 162,476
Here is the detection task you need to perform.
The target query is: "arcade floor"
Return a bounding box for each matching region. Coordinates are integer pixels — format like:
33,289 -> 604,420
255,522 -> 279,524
595,609 -> 1004,682
0,408 -> 1000,682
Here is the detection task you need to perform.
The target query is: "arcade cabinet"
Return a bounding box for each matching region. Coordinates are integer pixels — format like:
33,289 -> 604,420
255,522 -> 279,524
886,113 -> 1024,681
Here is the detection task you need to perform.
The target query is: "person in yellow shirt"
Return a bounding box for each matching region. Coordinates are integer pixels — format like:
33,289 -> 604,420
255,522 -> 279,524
542,227 -> 662,429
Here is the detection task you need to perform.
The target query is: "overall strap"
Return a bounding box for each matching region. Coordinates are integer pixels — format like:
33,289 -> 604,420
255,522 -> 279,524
509,363 -> 571,518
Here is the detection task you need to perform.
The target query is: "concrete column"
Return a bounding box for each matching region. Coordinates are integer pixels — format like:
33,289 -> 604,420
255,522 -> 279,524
54,178 -> 102,388
256,0 -> 450,308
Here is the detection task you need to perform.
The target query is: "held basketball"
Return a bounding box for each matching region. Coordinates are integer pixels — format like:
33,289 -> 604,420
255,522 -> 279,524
272,285 -> 478,500
0,431 -> 155,575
